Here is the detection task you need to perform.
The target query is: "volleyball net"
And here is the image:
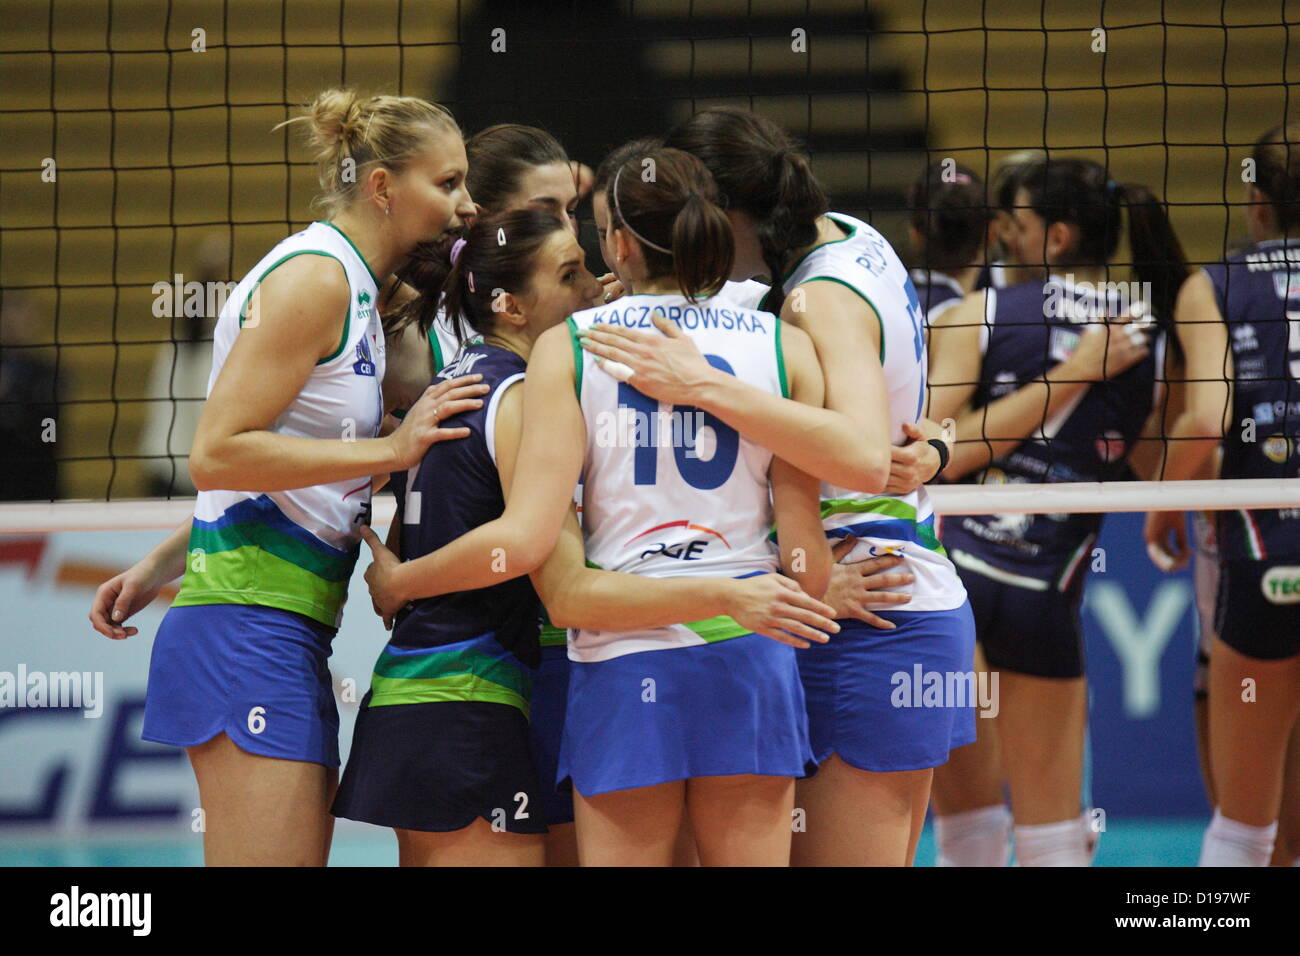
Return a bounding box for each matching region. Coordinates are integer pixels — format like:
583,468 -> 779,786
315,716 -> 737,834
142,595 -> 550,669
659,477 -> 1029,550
1,0 -> 1298,533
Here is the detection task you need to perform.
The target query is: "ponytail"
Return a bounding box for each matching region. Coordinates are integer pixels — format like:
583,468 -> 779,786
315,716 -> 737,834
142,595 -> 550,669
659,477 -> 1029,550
665,107 -> 827,300
390,233 -> 460,340
1117,182 -> 1190,356
756,148 -> 826,304
672,191 -> 734,301
606,145 -> 734,303
440,209 -> 566,339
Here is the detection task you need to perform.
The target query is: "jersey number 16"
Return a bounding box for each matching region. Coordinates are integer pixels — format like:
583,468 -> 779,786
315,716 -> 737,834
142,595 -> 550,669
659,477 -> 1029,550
617,354 -> 740,491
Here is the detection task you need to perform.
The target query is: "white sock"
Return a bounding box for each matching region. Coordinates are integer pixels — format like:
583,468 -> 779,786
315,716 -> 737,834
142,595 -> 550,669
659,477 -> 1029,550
934,804 -> 1013,866
1198,809 -> 1277,867
1015,818 -> 1091,866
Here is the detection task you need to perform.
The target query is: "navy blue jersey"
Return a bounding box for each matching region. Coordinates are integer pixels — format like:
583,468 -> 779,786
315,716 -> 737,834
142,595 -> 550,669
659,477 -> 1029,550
909,268 -> 964,322
939,277 -> 1160,589
385,343 -> 542,671
973,261 -> 1013,292
1206,239 -> 1300,560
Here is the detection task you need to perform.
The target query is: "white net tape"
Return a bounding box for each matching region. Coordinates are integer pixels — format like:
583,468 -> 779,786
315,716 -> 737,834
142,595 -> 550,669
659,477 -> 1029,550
0,478 -> 1297,534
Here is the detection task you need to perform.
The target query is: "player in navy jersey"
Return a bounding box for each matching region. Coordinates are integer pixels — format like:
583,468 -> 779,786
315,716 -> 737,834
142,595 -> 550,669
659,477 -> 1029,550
1145,123 -> 1300,866
376,127 -> 597,865
331,209 -> 604,865
907,161 -> 993,323
927,157 -> 1189,866
973,150 -> 1049,293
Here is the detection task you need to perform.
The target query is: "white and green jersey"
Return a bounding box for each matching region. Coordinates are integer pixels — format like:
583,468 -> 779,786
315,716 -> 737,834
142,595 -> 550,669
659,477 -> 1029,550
567,291 -> 789,662
172,221 -> 386,628
783,211 -> 966,612
428,307 -> 481,373
722,278 -> 770,311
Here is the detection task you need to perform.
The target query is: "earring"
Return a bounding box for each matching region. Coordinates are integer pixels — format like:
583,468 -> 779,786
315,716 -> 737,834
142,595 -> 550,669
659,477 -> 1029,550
384,203 -> 390,217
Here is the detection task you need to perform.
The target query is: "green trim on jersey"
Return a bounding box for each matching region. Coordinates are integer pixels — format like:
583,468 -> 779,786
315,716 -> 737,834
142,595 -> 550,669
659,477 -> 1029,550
774,318 -> 790,398
821,496 -> 918,522
797,276 -> 886,364
684,614 -> 749,643
172,515 -> 358,627
237,251 -> 350,367
320,220 -> 381,286
915,522 -> 947,557
171,549 -> 352,629
187,518 -> 356,581
779,214 -> 858,286
367,644 -> 533,715
539,623 -> 568,647
821,496 -> 947,556
566,316 -> 584,398
428,323 -> 445,373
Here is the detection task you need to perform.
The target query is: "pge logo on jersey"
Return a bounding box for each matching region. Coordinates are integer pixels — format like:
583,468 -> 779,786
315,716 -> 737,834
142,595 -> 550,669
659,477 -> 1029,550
626,520 -> 730,561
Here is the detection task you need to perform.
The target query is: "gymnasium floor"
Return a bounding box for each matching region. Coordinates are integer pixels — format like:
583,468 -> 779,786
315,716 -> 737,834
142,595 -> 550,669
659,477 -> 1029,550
0,817 -> 1206,866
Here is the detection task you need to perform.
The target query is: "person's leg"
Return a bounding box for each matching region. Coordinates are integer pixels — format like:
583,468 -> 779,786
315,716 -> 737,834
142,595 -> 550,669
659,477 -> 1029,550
932,644 -> 1004,814
544,822 -> 580,867
671,812 -> 701,867
188,733 -> 336,866
931,643 -> 1012,866
1271,716 -> 1300,866
996,672 -> 1090,866
1200,640 -> 1300,866
1207,638 -> 1300,827
792,755 -> 932,866
687,774 -> 795,867
573,780 -> 685,866
905,768 -> 936,865
396,819 -> 545,866
1194,694 -> 1215,805
929,582 -> 1013,865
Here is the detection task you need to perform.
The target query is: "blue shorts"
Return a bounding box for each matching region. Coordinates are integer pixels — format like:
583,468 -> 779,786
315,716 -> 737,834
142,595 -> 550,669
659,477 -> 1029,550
798,601 -> 977,773
557,633 -> 815,798
142,603 -> 340,766
529,644 -> 574,825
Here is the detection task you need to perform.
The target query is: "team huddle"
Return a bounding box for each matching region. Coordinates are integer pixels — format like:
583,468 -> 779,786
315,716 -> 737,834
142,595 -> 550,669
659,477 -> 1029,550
88,88 -> 1300,867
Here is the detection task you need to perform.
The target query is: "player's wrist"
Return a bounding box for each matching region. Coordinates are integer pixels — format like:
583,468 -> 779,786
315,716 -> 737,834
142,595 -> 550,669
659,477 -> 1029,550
388,561 -> 415,607
1046,359 -> 1088,385
380,432 -> 405,472
717,577 -> 747,619
688,365 -> 731,412
925,438 -> 950,480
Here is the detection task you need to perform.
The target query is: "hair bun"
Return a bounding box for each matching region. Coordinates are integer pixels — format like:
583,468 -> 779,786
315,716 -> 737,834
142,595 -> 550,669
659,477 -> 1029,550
306,88 -> 367,152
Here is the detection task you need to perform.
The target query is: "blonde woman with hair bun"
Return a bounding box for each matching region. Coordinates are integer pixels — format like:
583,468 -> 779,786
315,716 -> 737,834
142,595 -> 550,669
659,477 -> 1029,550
88,88 -> 482,866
